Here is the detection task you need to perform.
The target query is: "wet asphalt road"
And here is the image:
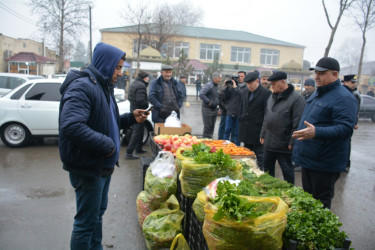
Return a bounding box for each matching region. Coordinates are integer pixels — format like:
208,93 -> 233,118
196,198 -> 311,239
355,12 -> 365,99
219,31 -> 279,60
0,96 -> 375,250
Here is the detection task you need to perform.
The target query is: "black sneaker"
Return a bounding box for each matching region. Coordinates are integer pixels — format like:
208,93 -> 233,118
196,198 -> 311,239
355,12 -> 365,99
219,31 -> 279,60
136,149 -> 147,154
125,153 -> 139,160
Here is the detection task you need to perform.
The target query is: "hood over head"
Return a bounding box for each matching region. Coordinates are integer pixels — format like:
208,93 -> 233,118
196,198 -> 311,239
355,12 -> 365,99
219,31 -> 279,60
92,42 -> 126,79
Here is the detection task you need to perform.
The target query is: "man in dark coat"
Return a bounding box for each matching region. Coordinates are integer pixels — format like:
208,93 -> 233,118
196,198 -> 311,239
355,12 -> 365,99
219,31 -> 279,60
148,65 -> 184,123
293,57 -> 357,209
59,42 -> 148,249
126,70 -> 150,159
260,71 -> 305,184
239,72 -> 271,170
342,74 -> 361,171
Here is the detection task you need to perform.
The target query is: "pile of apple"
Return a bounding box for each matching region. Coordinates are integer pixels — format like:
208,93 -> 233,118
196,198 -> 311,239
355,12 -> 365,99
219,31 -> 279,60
153,134 -> 201,154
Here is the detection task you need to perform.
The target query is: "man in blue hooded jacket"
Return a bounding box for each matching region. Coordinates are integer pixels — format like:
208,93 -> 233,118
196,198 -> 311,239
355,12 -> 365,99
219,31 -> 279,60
59,42 -> 148,249
292,57 -> 357,209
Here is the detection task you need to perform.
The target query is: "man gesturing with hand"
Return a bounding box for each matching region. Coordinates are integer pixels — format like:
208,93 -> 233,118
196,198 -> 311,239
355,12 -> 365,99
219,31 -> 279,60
292,57 -> 357,209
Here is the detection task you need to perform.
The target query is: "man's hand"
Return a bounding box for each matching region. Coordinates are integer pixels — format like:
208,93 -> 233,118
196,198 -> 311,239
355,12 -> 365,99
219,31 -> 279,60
260,138 -> 264,144
288,145 -> 293,150
232,80 -> 237,88
292,121 -> 316,140
218,110 -> 222,115
354,124 -> 359,130
133,109 -> 148,123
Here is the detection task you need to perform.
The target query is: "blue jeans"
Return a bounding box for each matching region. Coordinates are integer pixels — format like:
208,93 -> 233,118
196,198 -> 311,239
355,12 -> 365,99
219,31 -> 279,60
218,114 -> 226,140
224,115 -> 239,145
263,150 -> 294,185
69,173 -> 111,250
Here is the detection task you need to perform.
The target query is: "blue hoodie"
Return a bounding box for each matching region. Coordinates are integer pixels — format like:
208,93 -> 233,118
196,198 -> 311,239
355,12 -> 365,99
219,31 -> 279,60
59,43 -> 133,177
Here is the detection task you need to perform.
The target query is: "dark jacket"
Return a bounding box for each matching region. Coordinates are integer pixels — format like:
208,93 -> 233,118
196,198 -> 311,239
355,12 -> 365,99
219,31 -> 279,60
239,85 -> 271,145
293,79 -> 357,173
148,76 -> 183,123
225,83 -> 246,116
128,76 -> 149,112
343,85 -> 361,125
59,43 -> 136,177
200,81 -> 219,109
218,87 -> 227,115
260,84 -> 305,153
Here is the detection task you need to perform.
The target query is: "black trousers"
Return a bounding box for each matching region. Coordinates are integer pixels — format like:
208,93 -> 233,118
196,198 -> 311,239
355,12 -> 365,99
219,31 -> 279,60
244,143 -> 264,171
302,168 -> 341,209
126,122 -> 144,154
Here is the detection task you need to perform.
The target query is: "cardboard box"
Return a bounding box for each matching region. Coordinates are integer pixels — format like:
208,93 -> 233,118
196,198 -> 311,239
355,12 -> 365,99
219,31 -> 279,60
154,123 -> 192,135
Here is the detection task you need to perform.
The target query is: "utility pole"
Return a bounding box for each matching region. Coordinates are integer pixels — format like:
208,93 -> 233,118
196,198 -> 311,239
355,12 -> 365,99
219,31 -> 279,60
89,5 -> 92,64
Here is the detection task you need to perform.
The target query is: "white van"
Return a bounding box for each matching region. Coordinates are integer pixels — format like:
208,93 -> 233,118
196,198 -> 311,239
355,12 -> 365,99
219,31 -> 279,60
0,73 -> 45,97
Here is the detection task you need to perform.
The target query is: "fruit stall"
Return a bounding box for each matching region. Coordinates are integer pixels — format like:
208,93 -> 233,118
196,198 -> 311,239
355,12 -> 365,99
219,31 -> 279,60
136,134 -> 351,250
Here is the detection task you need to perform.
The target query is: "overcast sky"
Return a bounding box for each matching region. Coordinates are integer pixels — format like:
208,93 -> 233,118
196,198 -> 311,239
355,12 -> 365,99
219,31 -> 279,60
1,0 -> 374,67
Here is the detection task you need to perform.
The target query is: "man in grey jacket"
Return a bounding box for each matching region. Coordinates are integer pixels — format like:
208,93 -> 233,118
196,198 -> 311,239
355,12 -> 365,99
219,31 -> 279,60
200,72 -> 222,138
260,71 -> 305,184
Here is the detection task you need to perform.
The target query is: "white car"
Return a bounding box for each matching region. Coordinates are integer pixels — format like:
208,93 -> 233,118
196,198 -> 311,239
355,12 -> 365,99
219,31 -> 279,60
0,73 -> 45,97
0,79 -> 153,147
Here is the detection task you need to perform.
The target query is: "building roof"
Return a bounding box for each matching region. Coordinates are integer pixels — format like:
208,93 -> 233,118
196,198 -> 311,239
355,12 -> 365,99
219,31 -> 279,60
173,59 -> 208,70
340,61 -> 375,76
101,25 -> 305,48
140,47 -> 162,58
6,52 -> 56,64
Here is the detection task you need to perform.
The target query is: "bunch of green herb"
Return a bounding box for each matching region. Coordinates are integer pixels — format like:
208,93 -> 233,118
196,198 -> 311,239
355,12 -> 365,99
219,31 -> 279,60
194,148 -> 236,168
181,143 -> 210,158
212,181 -> 271,222
282,187 -> 349,249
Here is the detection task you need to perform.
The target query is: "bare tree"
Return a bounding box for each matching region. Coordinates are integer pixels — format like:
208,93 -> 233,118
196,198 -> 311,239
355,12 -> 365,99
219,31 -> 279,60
121,1 -> 152,73
322,0 -> 355,57
143,1 -> 203,52
351,0 -> 375,83
334,38 -> 362,72
30,0 -> 92,73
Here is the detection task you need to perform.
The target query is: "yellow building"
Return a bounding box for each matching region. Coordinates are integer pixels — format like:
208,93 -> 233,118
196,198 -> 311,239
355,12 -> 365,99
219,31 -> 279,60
0,33 -> 56,73
100,25 -> 305,74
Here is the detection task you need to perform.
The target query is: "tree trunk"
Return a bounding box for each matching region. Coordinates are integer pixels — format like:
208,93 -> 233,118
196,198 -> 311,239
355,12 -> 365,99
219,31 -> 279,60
357,30 -> 367,85
59,2 -> 65,73
324,25 -> 337,57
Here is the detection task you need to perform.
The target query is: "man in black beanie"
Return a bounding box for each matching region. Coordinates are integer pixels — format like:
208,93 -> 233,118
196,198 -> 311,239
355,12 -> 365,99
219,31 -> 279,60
126,70 -> 150,159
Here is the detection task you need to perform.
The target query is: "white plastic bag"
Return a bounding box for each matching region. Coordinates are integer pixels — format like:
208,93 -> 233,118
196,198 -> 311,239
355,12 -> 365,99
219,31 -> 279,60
150,151 -> 176,178
164,111 -> 181,127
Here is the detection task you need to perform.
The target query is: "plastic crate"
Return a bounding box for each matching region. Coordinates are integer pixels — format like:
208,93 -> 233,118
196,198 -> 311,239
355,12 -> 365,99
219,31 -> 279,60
140,156 -> 155,191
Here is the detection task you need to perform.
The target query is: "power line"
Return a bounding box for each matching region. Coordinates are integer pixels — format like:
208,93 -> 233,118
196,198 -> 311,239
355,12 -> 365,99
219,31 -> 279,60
0,2 -> 36,26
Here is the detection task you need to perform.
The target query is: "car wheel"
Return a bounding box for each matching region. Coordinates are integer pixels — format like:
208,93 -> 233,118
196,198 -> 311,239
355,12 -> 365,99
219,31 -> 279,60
372,112 -> 375,123
0,122 -> 31,147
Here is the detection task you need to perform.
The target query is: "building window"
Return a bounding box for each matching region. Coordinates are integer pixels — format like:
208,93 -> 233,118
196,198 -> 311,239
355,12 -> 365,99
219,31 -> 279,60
163,41 -> 189,58
260,49 -> 279,66
200,44 -> 221,60
132,39 -> 157,55
231,47 -> 251,63
3,50 -> 12,58
23,42 -> 26,48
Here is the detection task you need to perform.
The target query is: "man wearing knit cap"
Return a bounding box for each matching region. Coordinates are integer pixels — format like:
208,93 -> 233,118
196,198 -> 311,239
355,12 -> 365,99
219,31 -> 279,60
302,78 -> 316,100
260,70 -> 272,89
239,71 -> 271,170
126,70 -> 150,159
260,71 -> 305,184
292,57 -> 357,209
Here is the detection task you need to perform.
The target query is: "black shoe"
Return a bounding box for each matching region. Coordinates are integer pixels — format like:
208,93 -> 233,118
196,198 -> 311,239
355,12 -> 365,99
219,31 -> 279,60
294,166 -> 302,172
125,153 -> 139,160
136,149 -> 147,154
